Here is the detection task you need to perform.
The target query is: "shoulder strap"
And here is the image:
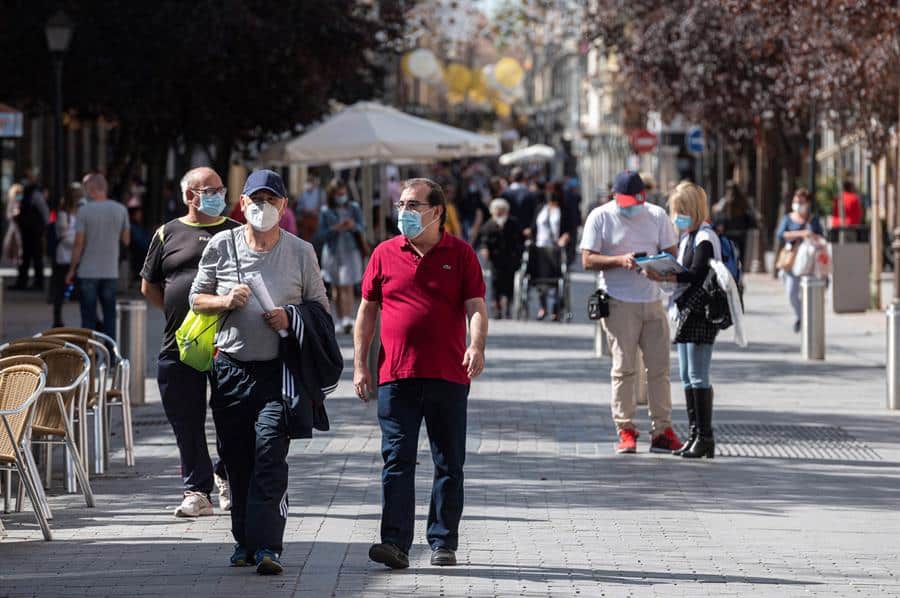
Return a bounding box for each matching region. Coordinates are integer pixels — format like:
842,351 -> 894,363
230,228 -> 242,284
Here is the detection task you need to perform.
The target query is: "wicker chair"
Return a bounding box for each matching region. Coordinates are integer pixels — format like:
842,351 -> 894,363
41,327 -> 134,472
0,356 -> 50,540
40,334 -> 102,473
0,338 -> 92,493
0,338 -> 66,358
29,348 -> 95,506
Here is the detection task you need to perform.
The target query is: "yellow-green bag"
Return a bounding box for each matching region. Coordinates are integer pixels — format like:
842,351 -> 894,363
175,310 -> 220,372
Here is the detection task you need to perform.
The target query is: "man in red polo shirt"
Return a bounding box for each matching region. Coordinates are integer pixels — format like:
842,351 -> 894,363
354,177 -> 488,570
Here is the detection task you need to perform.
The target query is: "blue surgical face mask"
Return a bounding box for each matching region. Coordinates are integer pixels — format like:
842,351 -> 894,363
397,208 -> 435,239
199,192 -> 226,216
335,194 -> 348,206
674,214 -> 692,230
617,204 -> 644,218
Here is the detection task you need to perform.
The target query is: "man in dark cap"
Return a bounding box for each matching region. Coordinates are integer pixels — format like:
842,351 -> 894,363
190,170 -> 329,575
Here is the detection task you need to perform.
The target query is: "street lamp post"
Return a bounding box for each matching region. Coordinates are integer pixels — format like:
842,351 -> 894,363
45,10 -> 74,210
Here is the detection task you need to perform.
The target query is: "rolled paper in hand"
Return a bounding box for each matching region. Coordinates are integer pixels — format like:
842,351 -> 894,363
245,272 -> 289,338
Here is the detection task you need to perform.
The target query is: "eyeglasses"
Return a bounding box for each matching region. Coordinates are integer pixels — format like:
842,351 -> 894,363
190,186 -> 226,197
393,201 -> 431,212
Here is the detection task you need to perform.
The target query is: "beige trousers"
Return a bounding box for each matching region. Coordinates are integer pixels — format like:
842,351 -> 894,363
601,298 -> 672,435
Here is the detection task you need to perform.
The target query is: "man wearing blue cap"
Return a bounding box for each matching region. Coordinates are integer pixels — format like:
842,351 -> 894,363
581,171 -> 683,455
190,169 -> 329,575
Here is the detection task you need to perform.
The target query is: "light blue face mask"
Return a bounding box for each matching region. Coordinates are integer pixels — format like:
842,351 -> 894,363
199,192 -> 226,216
397,208 -> 435,239
674,214 -> 692,230
617,204 -> 644,218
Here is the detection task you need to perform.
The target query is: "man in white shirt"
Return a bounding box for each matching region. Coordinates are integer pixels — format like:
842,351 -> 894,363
581,171 -> 683,454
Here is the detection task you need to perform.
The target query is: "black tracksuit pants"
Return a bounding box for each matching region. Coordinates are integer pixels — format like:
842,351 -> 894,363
210,352 -> 290,554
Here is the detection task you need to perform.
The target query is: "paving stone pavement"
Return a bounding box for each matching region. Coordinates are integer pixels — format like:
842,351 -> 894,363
1,273 -> 899,597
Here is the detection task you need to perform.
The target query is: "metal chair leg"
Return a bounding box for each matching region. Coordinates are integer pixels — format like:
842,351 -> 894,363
93,367 -> 107,475
3,469 -> 10,513
78,386 -> 89,470
65,398 -> 78,494
15,470 -> 24,512
15,454 -> 53,541
44,443 -> 53,489
21,441 -> 53,521
121,400 -> 135,467
57,395 -> 94,507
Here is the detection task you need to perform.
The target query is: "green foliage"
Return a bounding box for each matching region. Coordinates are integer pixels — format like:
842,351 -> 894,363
0,0 -> 409,166
815,176 -> 839,220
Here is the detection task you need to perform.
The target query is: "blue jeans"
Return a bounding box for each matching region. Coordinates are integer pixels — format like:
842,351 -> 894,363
378,378 -> 468,553
77,277 -> 118,340
676,342 -> 714,389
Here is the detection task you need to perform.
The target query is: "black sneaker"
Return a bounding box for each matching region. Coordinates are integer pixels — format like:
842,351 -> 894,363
368,542 -> 409,569
430,547 -> 457,566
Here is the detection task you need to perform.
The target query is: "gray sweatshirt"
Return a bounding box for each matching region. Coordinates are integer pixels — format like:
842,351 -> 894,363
189,226 -> 329,361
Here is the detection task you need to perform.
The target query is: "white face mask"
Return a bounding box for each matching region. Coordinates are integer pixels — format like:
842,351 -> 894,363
494,215 -> 508,227
245,201 -> 281,232
793,202 -> 809,215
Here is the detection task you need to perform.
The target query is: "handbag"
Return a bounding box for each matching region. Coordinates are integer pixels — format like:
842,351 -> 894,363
775,244 -> 798,271
176,229 -> 242,371
587,289 -> 609,320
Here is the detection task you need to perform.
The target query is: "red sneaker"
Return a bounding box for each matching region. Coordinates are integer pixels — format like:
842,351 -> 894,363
615,428 -> 639,454
650,427 -> 683,454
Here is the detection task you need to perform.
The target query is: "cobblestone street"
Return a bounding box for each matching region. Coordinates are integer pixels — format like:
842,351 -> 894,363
1,273 -> 899,597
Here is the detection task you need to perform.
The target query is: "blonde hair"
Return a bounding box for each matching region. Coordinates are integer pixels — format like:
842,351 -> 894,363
668,182 -> 709,229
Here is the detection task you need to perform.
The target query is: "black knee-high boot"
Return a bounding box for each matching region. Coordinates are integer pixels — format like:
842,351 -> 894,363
682,387 -> 714,459
673,388 -> 697,457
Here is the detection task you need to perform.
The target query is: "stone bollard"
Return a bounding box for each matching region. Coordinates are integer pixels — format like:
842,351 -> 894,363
886,228 -> 900,410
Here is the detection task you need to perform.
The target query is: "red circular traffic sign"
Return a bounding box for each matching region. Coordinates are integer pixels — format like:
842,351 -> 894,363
629,129 -> 658,154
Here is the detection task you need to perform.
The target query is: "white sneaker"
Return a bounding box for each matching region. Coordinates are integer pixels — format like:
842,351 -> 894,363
174,491 -> 213,518
215,473 -> 232,511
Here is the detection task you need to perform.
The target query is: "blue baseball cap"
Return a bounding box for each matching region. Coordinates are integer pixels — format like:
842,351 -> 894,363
242,169 -> 287,198
612,170 -> 645,207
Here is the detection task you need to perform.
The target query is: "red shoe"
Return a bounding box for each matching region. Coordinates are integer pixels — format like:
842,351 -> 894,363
650,427 -> 683,454
615,428 -> 639,454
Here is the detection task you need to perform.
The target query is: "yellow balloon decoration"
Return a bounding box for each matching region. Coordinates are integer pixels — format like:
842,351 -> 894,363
467,88 -> 488,106
401,52 -> 412,77
494,57 -> 524,89
447,92 -> 466,106
469,69 -> 486,94
493,101 -> 511,119
443,63 -> 472,94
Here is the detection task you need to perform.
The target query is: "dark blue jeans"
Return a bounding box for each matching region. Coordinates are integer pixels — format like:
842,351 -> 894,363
210,352 -> 290,555
77,277 -> 117,340
157,352 -> 226,495
378,378 -> 469,554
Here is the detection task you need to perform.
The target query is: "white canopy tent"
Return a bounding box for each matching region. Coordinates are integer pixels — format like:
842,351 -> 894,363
279,101 -> 500,240
284,101 -> 500,164
499,144 -> 555,166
